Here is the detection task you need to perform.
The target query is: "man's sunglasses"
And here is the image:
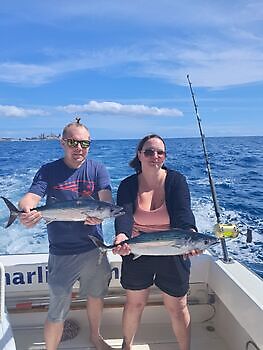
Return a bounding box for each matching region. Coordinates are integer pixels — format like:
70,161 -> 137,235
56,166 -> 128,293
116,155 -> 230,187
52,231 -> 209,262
63,138 -> 91,149
143,148 -> 166,157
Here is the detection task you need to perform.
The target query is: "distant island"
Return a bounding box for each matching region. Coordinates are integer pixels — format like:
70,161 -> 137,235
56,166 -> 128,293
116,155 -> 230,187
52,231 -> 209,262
0,133 -> 61,142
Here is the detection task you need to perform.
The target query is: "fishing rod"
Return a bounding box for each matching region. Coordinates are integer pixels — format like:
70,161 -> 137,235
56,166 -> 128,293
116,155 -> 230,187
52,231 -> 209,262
186,74 -> 239,263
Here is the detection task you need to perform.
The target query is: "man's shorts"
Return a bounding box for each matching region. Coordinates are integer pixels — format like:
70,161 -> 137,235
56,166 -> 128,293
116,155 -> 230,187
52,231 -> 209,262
47,249 -> 112,322
121,255 -> 191,297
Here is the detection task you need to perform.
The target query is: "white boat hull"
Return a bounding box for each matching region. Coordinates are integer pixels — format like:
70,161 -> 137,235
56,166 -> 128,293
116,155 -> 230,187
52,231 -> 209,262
0,252 -> 262,350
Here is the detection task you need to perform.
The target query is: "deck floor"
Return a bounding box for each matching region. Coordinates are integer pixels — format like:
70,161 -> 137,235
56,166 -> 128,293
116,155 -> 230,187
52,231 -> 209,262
10,305 -> 230,350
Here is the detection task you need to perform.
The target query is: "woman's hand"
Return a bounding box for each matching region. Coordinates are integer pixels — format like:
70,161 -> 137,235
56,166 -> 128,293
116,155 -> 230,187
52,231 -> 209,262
182,228 -> 203,259
19,210 -> 42,228
183,249 -> 203,259
113,233 -> 131,256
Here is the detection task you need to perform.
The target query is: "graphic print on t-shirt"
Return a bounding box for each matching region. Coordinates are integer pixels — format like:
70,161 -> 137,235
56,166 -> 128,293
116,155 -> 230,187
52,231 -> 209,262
53,180 -> 95,197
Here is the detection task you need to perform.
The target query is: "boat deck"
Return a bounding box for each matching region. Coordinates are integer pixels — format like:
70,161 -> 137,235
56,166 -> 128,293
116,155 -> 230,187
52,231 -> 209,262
10,303 -> 230,350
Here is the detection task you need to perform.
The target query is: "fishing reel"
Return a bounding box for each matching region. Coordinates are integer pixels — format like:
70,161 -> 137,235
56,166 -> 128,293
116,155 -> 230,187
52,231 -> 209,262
213,223 -> 253,243
213,223 -> 239,239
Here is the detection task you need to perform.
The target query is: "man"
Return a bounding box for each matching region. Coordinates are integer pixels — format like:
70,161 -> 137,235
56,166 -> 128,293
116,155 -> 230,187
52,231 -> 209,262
19,119 -> 112,350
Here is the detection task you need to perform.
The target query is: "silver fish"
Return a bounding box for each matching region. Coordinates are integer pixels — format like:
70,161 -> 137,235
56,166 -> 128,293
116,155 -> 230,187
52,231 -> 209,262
89,229 -> 218,258
1,196 -> 125,228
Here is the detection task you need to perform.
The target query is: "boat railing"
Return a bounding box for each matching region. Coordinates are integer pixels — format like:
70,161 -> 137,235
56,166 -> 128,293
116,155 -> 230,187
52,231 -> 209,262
5,281 -> 213,314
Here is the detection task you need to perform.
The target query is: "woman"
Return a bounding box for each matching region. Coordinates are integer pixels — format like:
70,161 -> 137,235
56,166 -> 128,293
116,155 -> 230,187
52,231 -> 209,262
114,134 -> 200,350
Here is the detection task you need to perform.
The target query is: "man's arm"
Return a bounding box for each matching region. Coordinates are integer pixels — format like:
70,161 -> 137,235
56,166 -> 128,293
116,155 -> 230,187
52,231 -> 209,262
19,193 -> 42,228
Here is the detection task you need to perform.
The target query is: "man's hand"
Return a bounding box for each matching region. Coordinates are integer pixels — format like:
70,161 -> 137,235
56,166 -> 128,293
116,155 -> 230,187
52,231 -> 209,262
18,193 -> 42,228
84,216 -> 103,225
19,209 -> 42,228
113,233 -> 131,256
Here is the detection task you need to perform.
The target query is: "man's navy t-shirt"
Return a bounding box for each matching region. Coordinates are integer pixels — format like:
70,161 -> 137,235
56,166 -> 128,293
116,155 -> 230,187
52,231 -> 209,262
29,158 -> 111,255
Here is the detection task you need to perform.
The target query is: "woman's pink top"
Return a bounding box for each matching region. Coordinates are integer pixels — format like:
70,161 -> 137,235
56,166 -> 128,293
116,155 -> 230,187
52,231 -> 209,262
132,200 -> 170,237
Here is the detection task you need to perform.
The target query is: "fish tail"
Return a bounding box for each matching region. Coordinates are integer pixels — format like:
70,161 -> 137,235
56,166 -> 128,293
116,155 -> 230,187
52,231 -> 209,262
1,196 -> 20,228
88,235 -> 114,253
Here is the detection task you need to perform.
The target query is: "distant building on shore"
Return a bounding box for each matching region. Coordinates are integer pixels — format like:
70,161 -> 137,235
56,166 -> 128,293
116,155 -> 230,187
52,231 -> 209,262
0,133 -> 61,142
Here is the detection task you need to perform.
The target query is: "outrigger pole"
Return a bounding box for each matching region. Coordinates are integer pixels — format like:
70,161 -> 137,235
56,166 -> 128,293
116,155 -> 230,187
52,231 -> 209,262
186,74 -> 237,263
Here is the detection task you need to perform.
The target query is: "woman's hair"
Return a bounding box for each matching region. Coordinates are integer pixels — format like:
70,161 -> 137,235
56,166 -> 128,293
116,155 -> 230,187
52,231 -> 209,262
62,117 -> 90,138
129,134 -> 166,173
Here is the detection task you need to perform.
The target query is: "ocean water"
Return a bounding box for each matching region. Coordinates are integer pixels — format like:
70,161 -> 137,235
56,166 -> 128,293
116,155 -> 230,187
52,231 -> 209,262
0,137 -> 262,278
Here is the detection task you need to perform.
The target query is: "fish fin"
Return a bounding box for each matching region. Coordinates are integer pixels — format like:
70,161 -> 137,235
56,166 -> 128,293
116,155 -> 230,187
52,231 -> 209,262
172,243 -> 182,249
171,227 -> 181,231
137,230 -> 147,235
88,235 -> 113,252
49,197 -> 59,204
86,195 -> 95,200
78,193 -> 95,198
87,236 -> 112,265
132,254 -> 141,260
6,213 -> 19,228
97,251 -> 104,265
1,196 -> 20,228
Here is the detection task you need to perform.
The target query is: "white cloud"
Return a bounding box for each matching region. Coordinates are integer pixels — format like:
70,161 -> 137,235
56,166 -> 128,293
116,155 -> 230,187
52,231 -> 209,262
0,63 -> 56,85
0,105 -> 48,117
58,101 -> 183,117
140,45 -> 263,88
1,1 -> 263,88
1,37 -> 263,88
4,1 -> 263,27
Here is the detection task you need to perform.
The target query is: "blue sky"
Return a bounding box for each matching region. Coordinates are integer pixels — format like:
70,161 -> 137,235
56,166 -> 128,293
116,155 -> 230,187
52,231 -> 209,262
1,0 -> 263,139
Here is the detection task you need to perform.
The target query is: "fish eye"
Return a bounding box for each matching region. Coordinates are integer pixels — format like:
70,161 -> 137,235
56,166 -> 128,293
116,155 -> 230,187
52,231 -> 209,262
204,240 -> 208,245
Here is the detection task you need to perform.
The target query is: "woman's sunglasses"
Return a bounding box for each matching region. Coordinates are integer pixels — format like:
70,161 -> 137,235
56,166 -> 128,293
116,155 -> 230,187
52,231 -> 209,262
63,138 -> 91,149
142,148 -> 166,157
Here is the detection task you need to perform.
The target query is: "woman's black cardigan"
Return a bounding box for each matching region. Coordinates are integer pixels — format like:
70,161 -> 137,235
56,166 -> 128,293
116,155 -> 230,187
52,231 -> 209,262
115,169 -> 197,238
